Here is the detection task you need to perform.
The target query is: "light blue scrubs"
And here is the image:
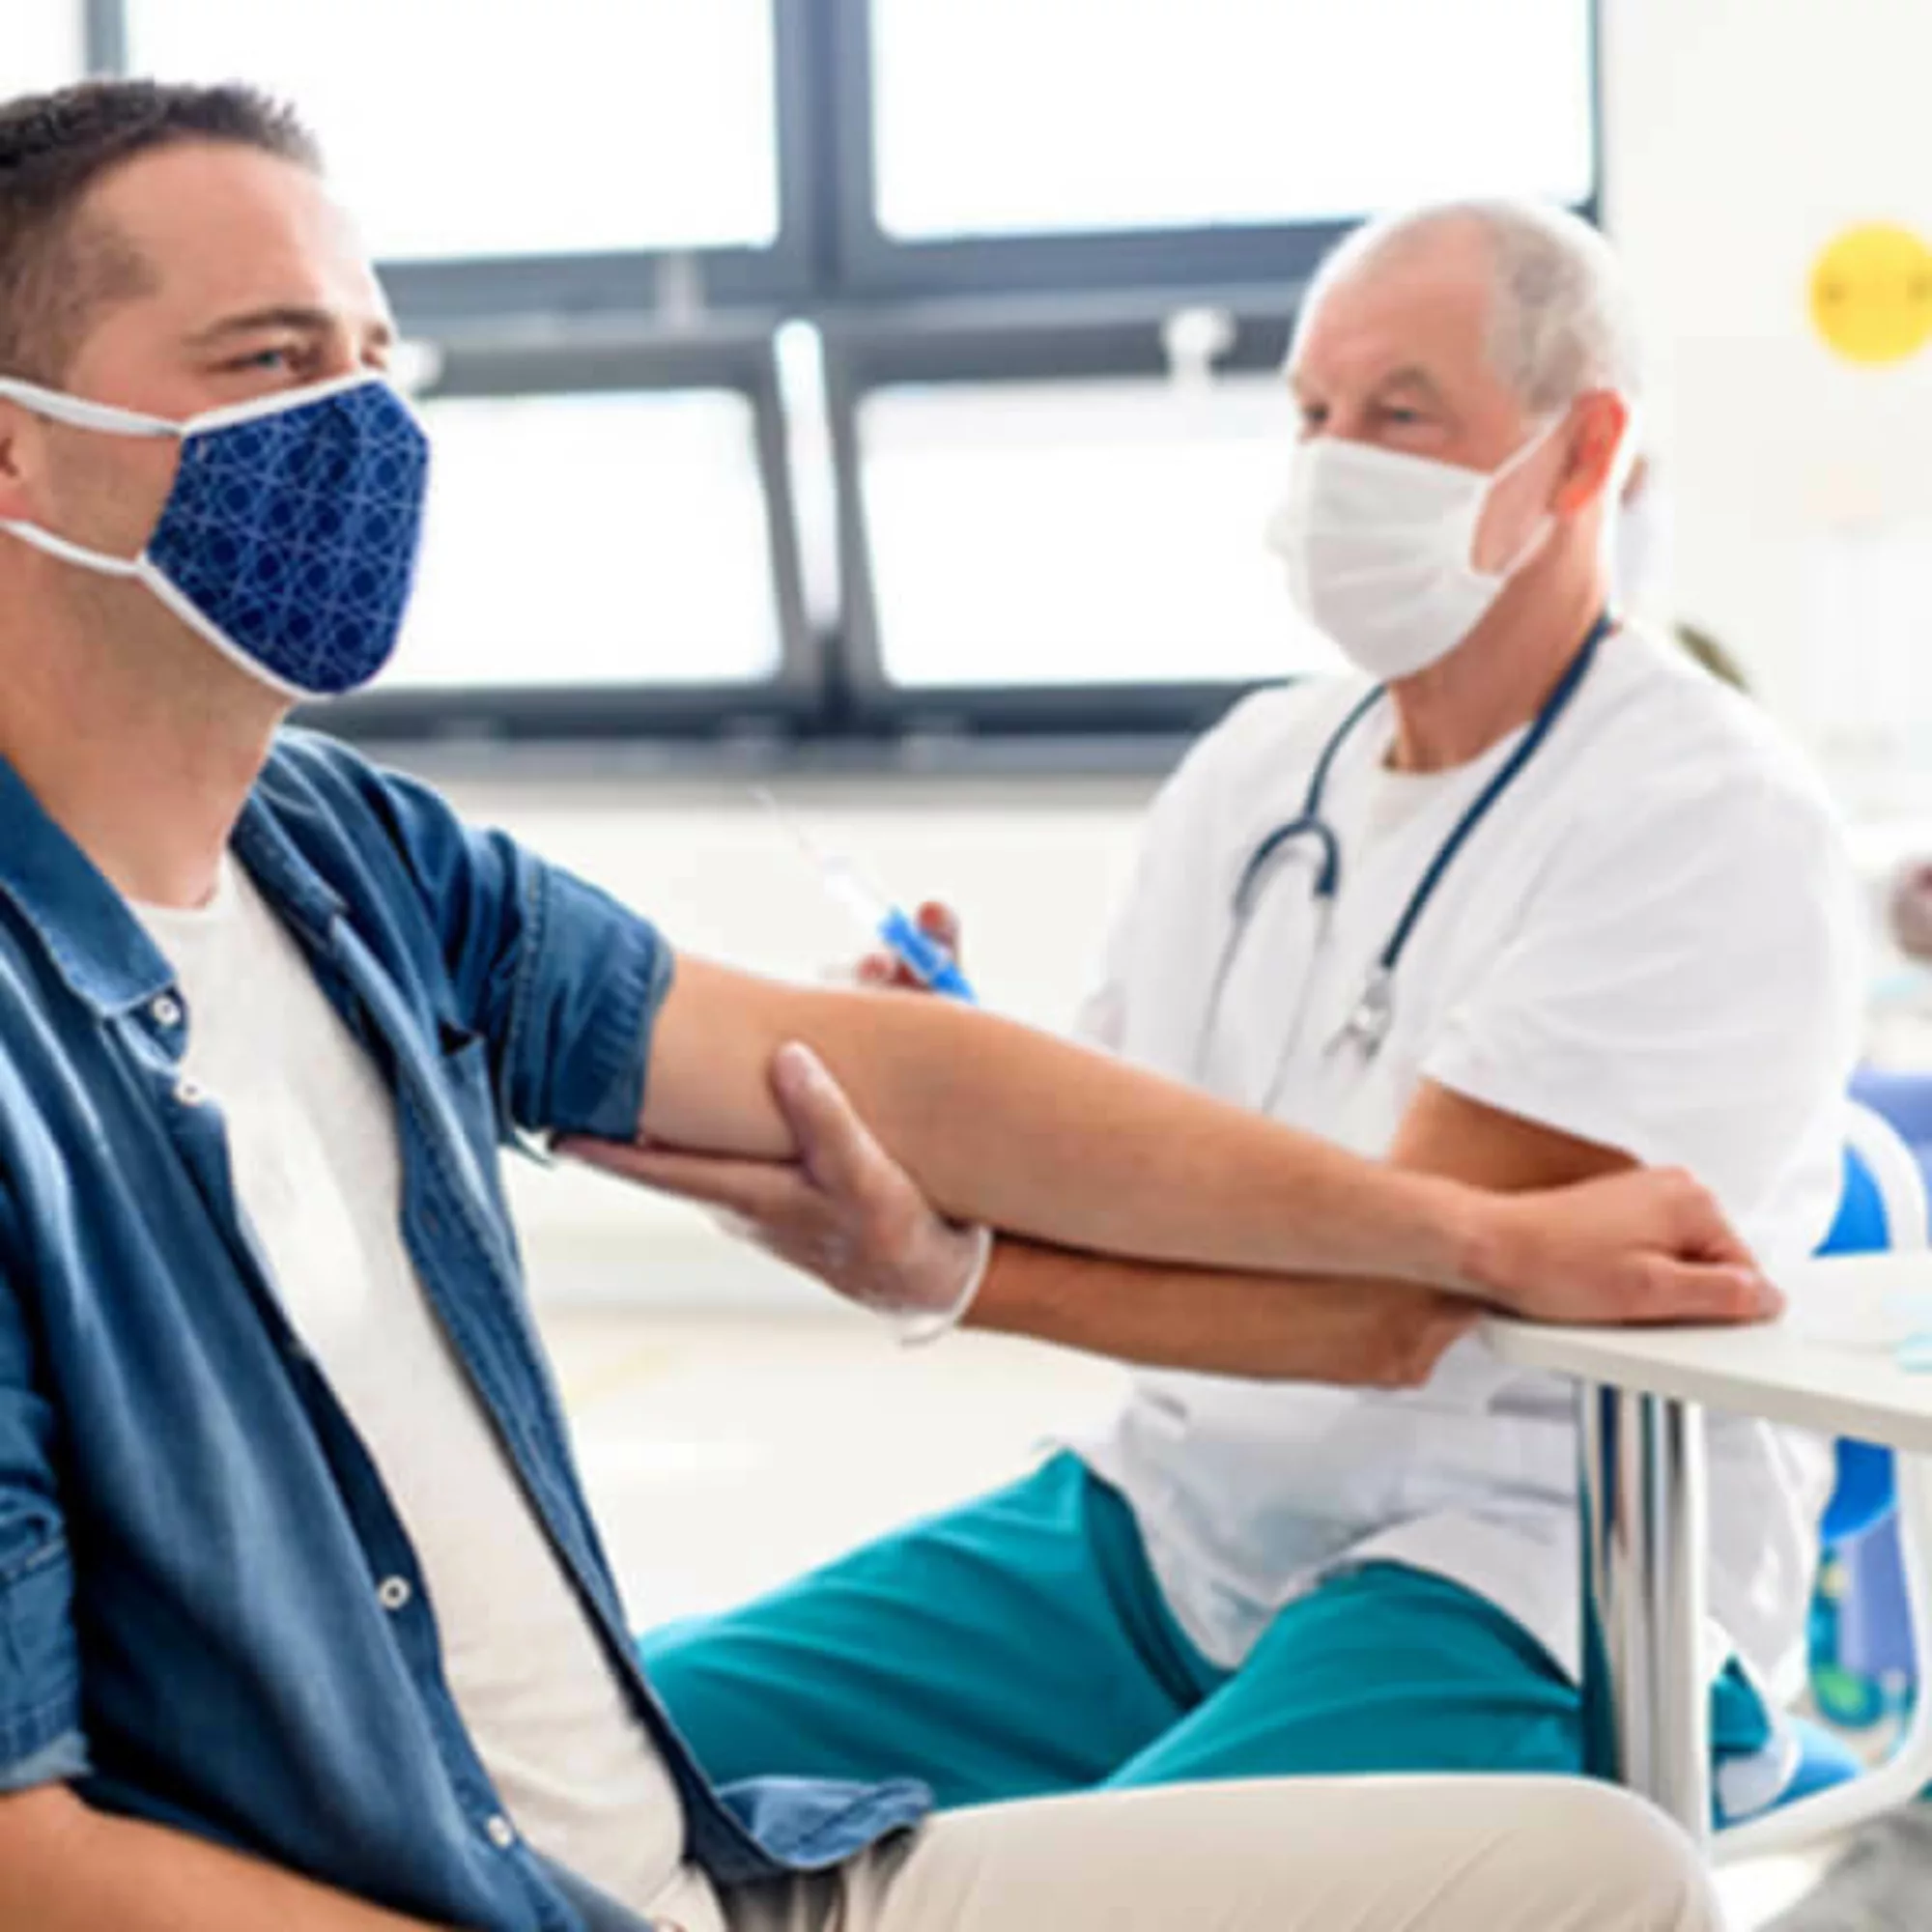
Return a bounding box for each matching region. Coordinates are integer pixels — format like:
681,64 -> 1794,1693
644,1451 -> 1771,1810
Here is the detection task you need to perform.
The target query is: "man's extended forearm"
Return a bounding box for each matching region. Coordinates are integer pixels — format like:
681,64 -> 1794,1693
967,1239 -> 1476,1386
0,1786 -> 451,1932
645,958 -> 1484,1291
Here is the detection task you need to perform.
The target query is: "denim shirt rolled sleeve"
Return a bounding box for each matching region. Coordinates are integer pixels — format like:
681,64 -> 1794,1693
0,1224 -> 85,1788
260,736 -> 671,1142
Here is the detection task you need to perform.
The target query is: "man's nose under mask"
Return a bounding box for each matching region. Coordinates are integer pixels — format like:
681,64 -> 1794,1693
0,371 -> 430,699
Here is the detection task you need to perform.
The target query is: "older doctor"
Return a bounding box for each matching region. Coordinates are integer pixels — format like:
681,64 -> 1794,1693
617,202 -> 1864,1806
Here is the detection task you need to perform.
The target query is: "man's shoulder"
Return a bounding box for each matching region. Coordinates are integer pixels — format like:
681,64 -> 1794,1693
254,728 -> 472,863
242,730 -> 495,941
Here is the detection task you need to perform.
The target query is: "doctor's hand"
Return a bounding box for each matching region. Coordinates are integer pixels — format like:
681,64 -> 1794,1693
1470,1167 -> 1780,1327
564,1045 -> 1479,1384
857,901 -> 960,992
561,1043 -> 989,1331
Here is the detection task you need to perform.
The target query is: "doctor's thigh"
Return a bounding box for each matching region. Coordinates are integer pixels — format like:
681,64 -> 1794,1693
714,1776 -> 1719,1931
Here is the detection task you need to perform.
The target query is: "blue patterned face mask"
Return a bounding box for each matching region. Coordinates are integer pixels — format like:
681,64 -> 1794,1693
0,371 -> 429,698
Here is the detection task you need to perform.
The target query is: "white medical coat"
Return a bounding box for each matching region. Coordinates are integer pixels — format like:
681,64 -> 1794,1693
1075,627 -> 1865,1692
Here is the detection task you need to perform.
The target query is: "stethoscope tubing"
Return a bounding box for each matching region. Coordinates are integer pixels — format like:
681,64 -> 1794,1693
1196,611 -> 1613,1089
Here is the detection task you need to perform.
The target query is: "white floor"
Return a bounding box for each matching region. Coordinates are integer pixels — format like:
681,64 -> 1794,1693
540,1306 -> 1128,1629
538,1305 -> 1846,1929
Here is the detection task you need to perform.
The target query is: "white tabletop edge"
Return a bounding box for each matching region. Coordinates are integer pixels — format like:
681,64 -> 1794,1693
1481,1252 -> 1932,1453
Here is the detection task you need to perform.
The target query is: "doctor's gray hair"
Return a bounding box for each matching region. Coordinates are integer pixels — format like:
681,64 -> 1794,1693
1298,200 -> 1643,412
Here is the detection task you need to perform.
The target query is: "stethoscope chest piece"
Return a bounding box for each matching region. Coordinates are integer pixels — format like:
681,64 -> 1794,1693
1327,963 -> 1396,1061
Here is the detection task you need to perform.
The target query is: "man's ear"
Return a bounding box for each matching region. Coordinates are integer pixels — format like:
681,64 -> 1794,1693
1551,390 -> 1631,515
0,398 -> 45,522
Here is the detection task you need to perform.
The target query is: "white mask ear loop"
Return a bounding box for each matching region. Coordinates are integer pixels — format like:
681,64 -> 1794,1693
0,375 -> 180,438
0,517 -> 148,577
1472,411 -> 1569,582
0,375 -> 182,576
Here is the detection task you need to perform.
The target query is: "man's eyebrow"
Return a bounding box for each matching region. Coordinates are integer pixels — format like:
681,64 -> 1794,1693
185,306 -> 395,349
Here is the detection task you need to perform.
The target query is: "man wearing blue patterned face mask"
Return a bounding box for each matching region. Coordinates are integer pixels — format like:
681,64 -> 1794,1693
0,371 -> 428,698
0,83 -> 1749,1932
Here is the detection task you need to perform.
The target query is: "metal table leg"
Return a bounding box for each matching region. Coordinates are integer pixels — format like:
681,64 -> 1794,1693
1578,1382 -> 1712,1844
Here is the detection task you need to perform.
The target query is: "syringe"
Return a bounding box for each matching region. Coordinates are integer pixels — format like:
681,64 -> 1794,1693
754,788 -> 976,1002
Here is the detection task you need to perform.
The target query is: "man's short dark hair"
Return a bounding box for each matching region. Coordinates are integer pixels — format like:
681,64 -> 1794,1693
0,79 -> 321,382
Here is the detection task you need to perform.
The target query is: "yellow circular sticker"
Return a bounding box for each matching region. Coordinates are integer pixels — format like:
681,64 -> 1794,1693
1811,222 -> 1932,365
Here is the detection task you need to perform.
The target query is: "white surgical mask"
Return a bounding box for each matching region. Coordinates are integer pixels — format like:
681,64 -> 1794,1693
1264,417 -> 1561,682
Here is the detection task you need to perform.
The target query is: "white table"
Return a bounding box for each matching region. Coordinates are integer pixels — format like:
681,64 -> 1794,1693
1486,1251 -> 1932,1845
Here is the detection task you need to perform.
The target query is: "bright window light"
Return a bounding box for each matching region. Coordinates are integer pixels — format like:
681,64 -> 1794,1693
129,0 -> 779,259
391,390 -> 783,691
6,1 -> 84,97
872,0 -> 1594,241
860,376 -> 1340,688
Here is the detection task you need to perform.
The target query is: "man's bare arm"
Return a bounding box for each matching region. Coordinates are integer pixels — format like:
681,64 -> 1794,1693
1159,1075 -> 1638,1319
577,1038 -> 1774,1335
635,956 -> 1491,1294
0,1786 -> 453,1932
974,1090 -> 1762,1360
593,1034 -> 1469,1381
979,1083 -> 1710,1349
970,1082 -> 1644,1366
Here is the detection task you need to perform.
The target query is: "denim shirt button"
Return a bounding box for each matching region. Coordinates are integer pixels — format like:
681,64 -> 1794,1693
174,1076 -> 208,1107
151,993 -> 184,1030
484,1813 -> 516,1850
376,1576 -> 412,1612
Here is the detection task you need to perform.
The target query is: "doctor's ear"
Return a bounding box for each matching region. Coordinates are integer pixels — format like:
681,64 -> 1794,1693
1549,390 -> 1630,515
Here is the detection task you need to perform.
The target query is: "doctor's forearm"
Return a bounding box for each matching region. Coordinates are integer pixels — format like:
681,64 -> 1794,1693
966,1240 -> 1476,1385
643,957 -> 1485,1290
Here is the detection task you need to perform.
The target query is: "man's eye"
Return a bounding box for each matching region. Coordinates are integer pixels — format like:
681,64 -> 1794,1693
227,347 -> 295,374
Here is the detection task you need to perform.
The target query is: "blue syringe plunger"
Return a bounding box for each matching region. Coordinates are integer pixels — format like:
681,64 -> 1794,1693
755,789 -> 976,1002
876,905 -> 975,1000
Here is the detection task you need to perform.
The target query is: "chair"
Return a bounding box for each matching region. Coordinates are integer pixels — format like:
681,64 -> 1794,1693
1852,1067 -> 1932,1175
1717,1099 -> 1932,1861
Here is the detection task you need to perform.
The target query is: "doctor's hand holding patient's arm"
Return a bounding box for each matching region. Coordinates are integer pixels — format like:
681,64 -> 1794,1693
560,934 -> 1776,1369
840,903 -> 1771,1344
578,1038 -> 1475,1386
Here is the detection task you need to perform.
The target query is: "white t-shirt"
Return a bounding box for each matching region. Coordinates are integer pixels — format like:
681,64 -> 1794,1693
1076,627 -> 1865,1690
136,862 -> 698,1917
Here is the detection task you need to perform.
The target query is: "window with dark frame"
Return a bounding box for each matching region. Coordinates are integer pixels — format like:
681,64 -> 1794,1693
14,0 -> 1600,758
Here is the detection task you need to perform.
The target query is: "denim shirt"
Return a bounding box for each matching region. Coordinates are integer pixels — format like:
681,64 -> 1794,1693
0,731 -> 928,1930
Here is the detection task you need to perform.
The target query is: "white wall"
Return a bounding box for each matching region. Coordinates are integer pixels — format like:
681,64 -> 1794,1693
426,0 -> 1932,1305
1604,0 -> 1932,810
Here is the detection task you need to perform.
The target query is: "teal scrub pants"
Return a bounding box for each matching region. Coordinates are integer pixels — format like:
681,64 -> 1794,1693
642,1452 -> 1768,1809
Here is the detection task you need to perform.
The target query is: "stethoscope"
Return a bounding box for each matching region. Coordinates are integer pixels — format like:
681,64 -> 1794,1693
1196,612 -> 1613,1094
